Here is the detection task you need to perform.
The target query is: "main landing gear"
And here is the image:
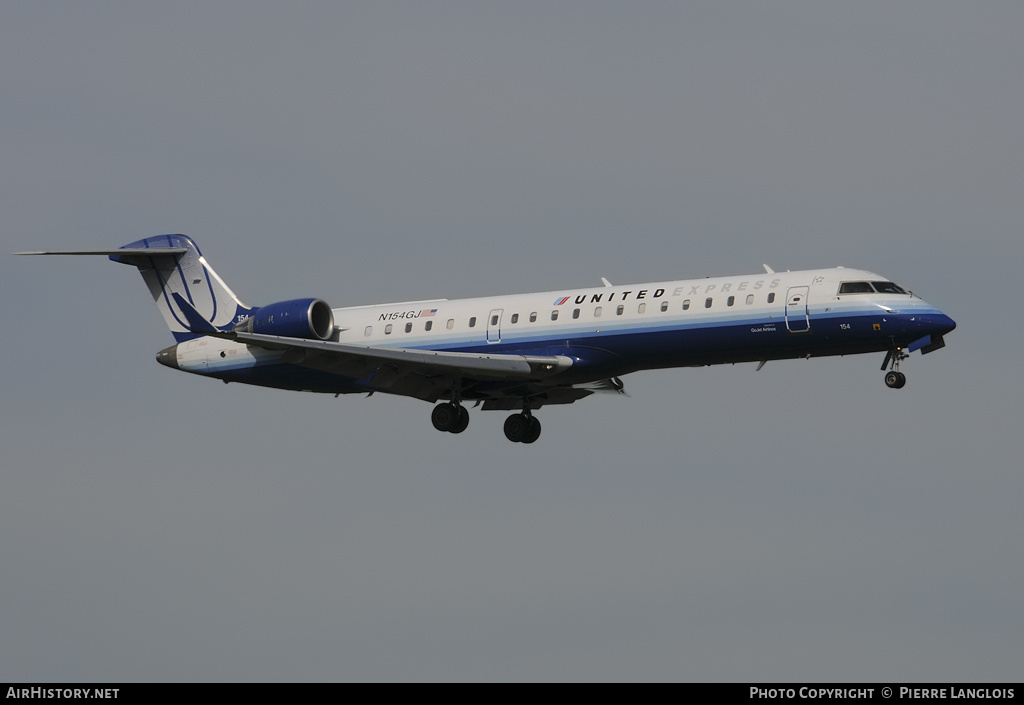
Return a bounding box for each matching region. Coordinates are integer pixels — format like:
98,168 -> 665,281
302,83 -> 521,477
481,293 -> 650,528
431,402 -> 470,434
429,393 -> 542,443
504,412 -> 541,444
881,343 -> 908,389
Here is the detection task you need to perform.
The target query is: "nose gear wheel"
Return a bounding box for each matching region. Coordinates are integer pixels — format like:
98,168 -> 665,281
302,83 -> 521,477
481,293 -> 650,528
881,340 -> 909,389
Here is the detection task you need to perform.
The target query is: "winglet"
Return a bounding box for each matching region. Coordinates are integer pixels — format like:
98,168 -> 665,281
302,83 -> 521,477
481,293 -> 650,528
763,264 -> 775,274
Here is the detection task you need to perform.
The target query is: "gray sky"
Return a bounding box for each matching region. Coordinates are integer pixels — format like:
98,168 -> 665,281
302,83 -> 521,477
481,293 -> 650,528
2,2 -> 1021,682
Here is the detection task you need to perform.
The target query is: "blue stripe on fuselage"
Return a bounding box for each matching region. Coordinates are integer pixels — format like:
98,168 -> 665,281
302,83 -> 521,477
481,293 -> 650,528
197,303 -> 953,392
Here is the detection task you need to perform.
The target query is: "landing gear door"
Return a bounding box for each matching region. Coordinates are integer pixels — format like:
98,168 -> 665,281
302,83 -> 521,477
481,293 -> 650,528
486,309 -> 503,343
785,286 -> 811,333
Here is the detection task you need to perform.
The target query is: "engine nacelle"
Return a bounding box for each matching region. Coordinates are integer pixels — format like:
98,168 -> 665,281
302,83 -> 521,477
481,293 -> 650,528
237,298 -> 334,341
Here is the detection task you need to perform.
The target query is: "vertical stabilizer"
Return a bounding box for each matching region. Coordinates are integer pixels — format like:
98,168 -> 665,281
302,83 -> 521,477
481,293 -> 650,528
109,234 -> 252,341
16,234 -> 251,341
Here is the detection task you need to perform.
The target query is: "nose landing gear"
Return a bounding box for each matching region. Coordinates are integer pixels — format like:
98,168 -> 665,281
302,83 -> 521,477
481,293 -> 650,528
881,342 -> 908,389
884,370 -> 907,389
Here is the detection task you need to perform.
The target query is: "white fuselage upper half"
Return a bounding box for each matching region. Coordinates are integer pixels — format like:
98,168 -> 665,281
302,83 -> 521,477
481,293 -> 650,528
330,267 -> 938,352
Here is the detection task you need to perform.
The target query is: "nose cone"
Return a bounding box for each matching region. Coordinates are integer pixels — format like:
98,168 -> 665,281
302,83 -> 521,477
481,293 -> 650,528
929,312 -> 957,336
156,344 -> 180,369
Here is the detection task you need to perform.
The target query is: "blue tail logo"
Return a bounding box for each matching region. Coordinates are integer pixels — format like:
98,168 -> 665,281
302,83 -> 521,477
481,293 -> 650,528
111,234 -> 253,342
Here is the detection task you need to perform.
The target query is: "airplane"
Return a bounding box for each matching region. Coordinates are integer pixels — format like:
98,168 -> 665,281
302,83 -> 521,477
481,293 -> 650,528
16,234 -> 955,443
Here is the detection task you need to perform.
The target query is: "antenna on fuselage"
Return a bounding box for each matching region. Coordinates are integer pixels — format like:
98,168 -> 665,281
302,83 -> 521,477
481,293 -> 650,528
763,264 -> 775,274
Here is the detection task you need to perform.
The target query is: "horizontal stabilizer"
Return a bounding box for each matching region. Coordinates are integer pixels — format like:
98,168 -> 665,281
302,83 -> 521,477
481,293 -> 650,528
14,247 -> 190,270
14,247 -> 187,257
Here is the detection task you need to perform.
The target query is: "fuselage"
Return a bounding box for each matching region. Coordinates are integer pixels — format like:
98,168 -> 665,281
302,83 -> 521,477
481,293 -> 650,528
171,266 -> 956,395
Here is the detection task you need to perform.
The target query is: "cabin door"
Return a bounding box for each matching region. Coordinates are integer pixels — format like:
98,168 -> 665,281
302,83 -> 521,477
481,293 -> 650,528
486,309 -> 503,343
785,286 -> 811,333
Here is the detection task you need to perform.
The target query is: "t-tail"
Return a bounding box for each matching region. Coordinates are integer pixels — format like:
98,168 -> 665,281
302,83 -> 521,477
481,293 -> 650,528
16,234 -> 253,342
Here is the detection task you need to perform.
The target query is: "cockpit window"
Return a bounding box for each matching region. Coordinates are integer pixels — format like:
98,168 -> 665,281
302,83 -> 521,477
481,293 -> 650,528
871,281 -> 908,295
838,281 -> 874,294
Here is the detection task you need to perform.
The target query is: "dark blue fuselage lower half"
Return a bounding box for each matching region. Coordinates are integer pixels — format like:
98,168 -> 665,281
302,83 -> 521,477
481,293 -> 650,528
192,305 -> 955,397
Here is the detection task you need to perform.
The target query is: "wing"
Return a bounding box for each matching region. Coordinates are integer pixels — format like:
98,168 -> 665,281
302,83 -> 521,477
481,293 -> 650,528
173,294 -> 621,407
239,331 -> 590,405
237,330 -> 573,378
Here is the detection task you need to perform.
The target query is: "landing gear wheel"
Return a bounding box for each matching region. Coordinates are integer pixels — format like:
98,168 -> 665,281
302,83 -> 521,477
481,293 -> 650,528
884,371 -> 907,389
522,416 -> 541,444
882,342 -> 909,390
504,413 -> 529,442
449,406 -> 470,434
504,413 -> 541,443
431,402 -> 458,432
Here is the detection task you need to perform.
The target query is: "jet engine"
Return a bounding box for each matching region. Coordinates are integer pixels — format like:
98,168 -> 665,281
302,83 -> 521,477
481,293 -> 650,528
235,298 -> 334,341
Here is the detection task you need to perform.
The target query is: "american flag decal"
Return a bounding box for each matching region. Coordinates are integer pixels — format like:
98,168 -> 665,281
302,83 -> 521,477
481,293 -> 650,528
420,308 -> 437,317
553,296 -> 570,306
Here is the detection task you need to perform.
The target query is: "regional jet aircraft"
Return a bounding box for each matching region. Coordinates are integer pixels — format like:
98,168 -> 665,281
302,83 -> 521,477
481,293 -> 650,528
17,235 -> 955,443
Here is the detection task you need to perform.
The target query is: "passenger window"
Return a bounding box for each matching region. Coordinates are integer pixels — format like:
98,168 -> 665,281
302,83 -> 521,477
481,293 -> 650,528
616,305 -> 624,315
594,306 -> 602,317
511,313 -> 519,324
767,292 -> 776,304
425,320 -> 433,331
682,299 -> 690,311
551,310 -> 559,321
727,296 -> 735,307
746,294 -> 754,305
491,315 -> 499,326
529,312 -> 537,323
446,318 -> 455,330
385,324 -> 393,335
638,303 -> 646,314
572,308 -> 580,319
405,322 -> 412,333
660,301 -> 669,312
705,297 -> 713,308
469,317 -> 477,328
364,326 -> 373,337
